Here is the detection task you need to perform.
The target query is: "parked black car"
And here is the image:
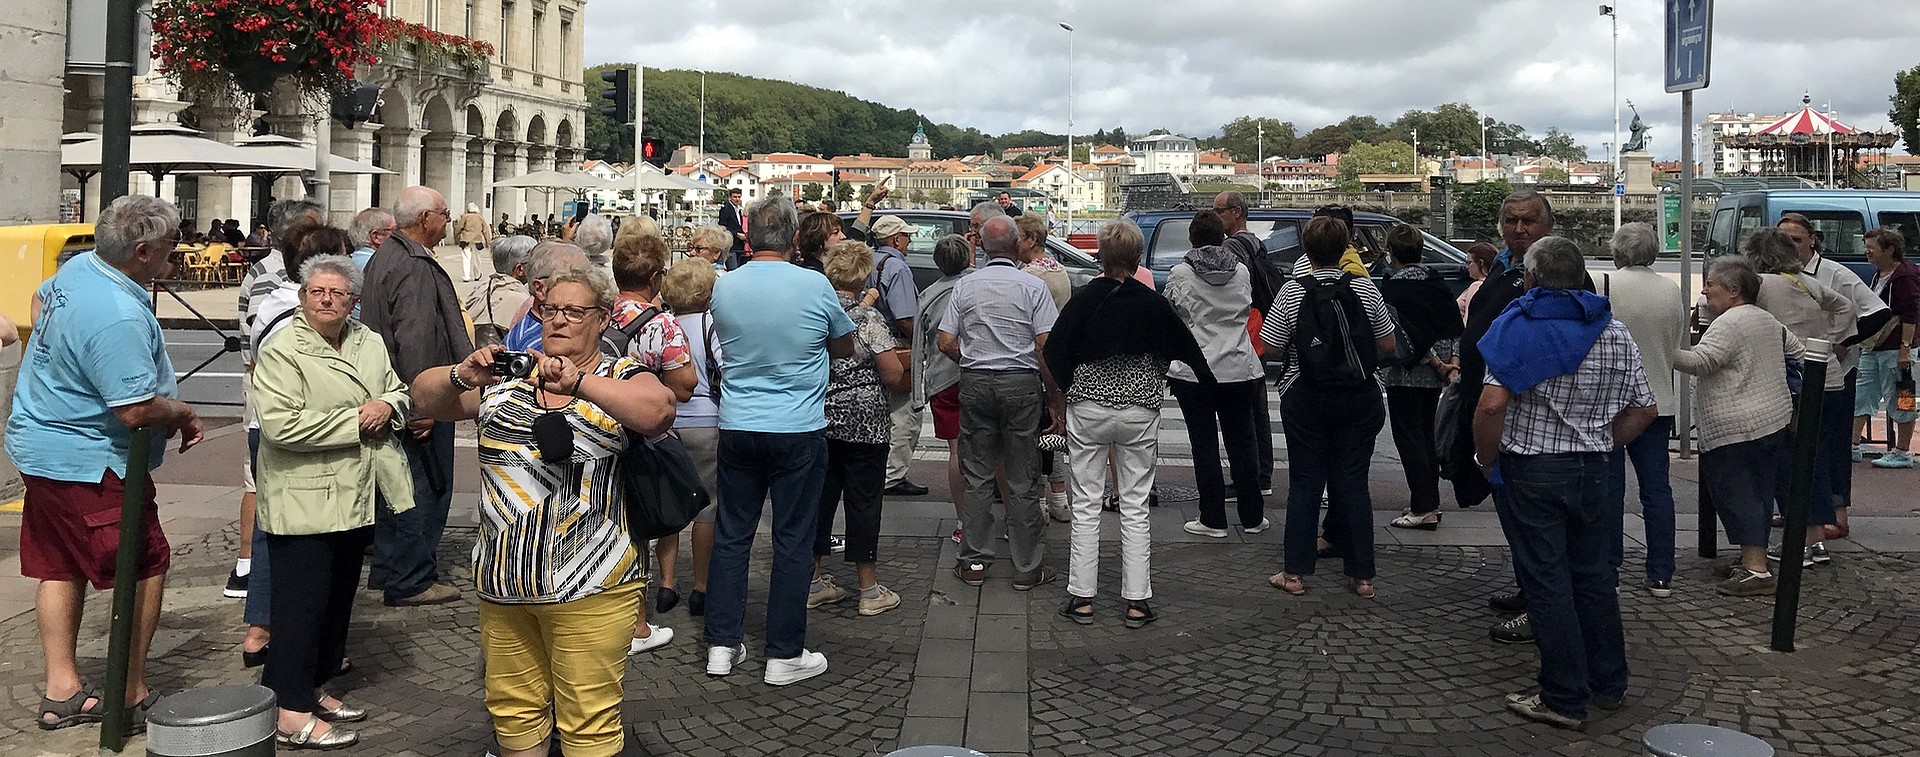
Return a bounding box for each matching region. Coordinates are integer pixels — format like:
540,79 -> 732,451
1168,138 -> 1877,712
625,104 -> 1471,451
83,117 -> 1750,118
1125,208 -> 1473,293
838,209 -> 1101,292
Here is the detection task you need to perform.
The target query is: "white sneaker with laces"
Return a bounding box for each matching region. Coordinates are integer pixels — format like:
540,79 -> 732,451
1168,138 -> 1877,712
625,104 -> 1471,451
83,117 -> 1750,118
705,644 -> 746,676
764,649 -> 829,686
1872,450 -> 1914,469
1183,520 -> 1229,538
629,624 -> 674,655
1242,518 -> 1273,535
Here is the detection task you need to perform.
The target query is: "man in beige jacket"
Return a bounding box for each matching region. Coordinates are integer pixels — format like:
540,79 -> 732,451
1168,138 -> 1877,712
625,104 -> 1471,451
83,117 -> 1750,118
452,202 -> 490,282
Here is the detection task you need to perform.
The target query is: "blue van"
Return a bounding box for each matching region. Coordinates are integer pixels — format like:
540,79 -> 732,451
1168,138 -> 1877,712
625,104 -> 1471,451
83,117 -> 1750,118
1705,189 -> 1920,280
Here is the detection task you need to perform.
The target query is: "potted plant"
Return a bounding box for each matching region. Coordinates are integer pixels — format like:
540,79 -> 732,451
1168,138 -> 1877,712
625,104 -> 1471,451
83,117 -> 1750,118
150,0 -> 386,101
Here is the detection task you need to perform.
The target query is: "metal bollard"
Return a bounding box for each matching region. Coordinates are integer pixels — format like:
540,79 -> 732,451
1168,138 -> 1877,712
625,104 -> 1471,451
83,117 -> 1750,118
886,747 -> 991,757
143,685 -> 278,757
1642,723 -> 1774,757
1772,338 -> 1829,653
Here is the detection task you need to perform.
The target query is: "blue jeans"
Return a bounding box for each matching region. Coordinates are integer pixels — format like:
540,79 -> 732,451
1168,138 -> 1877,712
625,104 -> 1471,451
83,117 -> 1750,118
1608,415 -> 1674,583
371,421 -> 455,601
1279,386 -> 1384,579
704,429 -> 827,660
1494,452 -> 1628,720
244,429 -> 272,625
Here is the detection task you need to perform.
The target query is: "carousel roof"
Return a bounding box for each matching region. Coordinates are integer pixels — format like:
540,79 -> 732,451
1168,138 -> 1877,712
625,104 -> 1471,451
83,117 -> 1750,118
1756,96 -> 1854,137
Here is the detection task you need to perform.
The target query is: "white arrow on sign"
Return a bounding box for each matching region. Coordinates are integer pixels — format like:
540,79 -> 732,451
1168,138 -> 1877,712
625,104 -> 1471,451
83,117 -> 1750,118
1671,0 -> 1683,78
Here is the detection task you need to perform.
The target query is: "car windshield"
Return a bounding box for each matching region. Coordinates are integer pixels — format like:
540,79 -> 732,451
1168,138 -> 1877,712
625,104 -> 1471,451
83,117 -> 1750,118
1147,219 -> 1293,269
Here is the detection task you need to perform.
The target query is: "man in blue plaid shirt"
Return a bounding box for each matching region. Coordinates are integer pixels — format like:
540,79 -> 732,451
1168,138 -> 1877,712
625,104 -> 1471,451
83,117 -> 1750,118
1472,236 -> 1658,731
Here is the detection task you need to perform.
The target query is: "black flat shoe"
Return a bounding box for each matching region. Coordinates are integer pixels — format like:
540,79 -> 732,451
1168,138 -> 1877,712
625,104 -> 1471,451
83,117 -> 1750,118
243,646 -> 268,668
655,587 -> 681,614
1058,596 -> 1093,625
1123,600 -> 1157,629
688,589 -> 706,616
883,479 -> 929,496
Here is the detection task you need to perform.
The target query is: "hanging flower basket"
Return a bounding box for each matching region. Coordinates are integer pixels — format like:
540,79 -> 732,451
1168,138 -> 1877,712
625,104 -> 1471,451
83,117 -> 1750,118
150,0 -> 387,101
372,18 -> 495,79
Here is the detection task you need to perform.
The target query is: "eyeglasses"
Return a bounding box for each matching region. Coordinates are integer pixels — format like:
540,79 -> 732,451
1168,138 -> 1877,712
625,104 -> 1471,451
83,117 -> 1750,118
305,287 -> 355,301
688,244 -> 712,253
534,304 -> 606,323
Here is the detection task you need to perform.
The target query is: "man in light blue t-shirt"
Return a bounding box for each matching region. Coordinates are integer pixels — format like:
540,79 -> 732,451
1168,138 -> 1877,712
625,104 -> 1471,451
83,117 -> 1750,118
703,196 -> 854,687
6,195 -> 204,728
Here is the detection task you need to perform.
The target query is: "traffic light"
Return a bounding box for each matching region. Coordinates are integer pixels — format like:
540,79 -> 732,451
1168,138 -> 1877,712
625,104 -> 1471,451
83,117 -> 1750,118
640,137 -> 668,168
331,83 -> 381,129
599,68 -> 631,124
830,168 -> 842,185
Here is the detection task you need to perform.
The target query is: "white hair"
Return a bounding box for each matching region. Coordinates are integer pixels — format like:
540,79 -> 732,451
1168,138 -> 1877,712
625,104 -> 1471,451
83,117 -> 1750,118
392,186 -> 444,228
95,195 -> 181,265
1610,222 -> 1660,268
575,214 -> 613,257
299,254 -> 364,294
545,264 -> 617,310
348,208 -> 394,248
491,235 -> 538,276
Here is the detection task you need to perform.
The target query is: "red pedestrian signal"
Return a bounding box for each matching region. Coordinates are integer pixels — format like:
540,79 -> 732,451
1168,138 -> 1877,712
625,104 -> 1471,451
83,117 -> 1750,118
641,137 -> 668,168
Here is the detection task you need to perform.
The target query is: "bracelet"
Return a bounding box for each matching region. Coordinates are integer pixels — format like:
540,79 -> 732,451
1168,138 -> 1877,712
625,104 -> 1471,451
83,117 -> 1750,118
862,203 -> 877,210
449,364 -> 475,391
569,372 -> 586,396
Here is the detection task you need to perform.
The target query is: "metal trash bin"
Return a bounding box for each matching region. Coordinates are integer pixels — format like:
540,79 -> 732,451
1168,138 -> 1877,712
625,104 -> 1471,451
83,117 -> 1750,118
145,685 -> 277,757
886,747 -> 989,757
1643,723 -> 1775,757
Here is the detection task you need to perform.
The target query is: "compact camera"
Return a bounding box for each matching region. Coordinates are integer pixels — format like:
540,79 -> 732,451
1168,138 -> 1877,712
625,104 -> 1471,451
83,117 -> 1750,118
491,351 -> 537,380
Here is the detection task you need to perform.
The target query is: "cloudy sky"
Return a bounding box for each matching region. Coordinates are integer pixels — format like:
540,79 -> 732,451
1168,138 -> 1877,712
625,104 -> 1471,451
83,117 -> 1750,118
585,0 -> 1919,160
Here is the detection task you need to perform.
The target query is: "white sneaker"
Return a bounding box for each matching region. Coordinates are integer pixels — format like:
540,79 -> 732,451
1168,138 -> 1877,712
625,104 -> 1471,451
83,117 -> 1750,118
1183,519 -> 1229,538
1242,518 -> 1273,535
1046,490 -> 1071,523
629,624 -> 674,655
705,643 -> 746,676
763,649 -> 828,686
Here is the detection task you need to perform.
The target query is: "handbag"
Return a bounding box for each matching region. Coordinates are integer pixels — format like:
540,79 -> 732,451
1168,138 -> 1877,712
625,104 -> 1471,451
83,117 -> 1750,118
620,431 -> 709,543
1433,380 -> 1464,479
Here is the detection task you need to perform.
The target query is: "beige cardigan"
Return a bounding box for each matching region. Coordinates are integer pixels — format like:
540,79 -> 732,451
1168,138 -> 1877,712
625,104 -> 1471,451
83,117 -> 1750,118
1672,304 -> 1803,451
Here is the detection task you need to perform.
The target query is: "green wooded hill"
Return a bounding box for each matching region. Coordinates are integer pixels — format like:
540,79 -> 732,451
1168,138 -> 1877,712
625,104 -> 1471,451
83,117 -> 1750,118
582,64 -> 1060,164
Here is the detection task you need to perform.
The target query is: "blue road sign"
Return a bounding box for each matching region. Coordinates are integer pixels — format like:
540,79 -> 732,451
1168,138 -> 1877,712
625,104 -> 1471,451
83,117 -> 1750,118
1614,183 -> 1627,196
1665,0 -> 1712,92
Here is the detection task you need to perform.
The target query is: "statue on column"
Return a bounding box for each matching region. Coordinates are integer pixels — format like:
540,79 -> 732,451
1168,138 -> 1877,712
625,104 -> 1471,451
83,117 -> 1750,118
1622,104 -> 1650,153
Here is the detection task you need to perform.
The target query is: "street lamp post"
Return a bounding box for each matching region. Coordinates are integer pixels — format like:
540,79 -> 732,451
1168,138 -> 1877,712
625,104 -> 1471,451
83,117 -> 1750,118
1602,4 -> 1620,228
1060,21 -> 1074,234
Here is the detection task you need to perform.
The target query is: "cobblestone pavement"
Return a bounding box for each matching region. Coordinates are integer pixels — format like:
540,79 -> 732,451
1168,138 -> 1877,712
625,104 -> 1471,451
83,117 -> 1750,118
1,512 -> 1917,756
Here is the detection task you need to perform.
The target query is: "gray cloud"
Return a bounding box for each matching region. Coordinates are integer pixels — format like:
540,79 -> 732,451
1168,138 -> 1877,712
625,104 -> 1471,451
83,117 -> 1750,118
586,0 -> 1919,159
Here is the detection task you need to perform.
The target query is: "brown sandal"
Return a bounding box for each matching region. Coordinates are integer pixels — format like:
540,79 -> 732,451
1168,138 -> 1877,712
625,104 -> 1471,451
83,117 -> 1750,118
1268,572 -> 1306,595
1349,578 -> 1375,599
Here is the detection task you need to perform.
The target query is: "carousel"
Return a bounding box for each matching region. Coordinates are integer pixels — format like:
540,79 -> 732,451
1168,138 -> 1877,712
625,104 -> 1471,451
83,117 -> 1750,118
1720,94 -> 1898,187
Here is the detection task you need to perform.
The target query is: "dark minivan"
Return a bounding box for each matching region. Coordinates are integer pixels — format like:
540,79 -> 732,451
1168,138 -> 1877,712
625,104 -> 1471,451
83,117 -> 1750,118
838,209 -> 1101,292
1705,189 -> 1920,282
1124,207 -> 1473,293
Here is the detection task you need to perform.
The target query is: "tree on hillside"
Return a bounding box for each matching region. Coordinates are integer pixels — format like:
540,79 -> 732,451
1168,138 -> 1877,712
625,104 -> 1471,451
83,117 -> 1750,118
1337,115 -> 1404,145
1008,153 -> 1038,167
1089,126 -> 1129,147
1891,64 -> 1920,155
1293,124 -> 1354,158
1393,103 -> 1482,156
1216,116 -> 1296,162
1335,140 -> 1420,189
1538,127 -> 1588,161
1485,119 -> 1538,155
1454,178 -> 1514,240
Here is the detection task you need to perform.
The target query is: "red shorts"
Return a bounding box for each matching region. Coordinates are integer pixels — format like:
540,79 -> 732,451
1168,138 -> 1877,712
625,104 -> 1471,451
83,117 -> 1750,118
930,385 -> 961,441
19,472 -> 171,590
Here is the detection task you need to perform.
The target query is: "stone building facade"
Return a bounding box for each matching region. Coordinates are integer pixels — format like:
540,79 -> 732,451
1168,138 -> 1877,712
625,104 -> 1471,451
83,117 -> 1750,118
56,0 -> 587,228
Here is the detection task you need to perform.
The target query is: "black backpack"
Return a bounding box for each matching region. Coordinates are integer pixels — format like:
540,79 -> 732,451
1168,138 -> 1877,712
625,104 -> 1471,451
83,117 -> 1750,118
1226,231 -> 1284,314
1294,273 -> 1377,389
600,304 -> 661,358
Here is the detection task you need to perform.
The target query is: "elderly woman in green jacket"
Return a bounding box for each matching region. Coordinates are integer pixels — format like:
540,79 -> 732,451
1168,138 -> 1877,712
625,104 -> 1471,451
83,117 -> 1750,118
252,254 -> 414,750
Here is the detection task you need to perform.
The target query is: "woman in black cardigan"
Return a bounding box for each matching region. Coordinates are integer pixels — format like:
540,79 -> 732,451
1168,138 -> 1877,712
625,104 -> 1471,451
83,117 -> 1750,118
1043,219 -> 1213,628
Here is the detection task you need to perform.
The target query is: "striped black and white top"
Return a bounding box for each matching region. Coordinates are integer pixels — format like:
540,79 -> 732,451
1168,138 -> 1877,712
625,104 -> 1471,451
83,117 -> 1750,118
1259,268 -> 1396,397
472,354 -> 648,604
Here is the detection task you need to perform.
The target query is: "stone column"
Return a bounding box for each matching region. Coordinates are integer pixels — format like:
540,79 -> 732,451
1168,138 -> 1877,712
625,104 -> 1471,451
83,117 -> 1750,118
466,137 -> 495,216
379,127 -> 426,205
494,141 -> 526,222
422,133 -> 468,212
331,125 -> 379,222
1,0 -> 65,225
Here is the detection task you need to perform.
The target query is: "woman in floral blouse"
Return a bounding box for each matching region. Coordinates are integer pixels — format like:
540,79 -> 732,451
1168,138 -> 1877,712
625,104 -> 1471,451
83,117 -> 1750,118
808,240 -> 911,617
610,229 -> 694,653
